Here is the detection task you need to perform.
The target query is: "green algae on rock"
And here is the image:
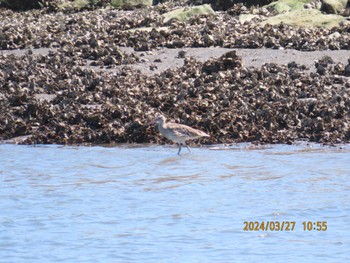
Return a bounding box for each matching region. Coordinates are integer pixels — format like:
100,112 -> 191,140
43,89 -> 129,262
266,0 -> 316,13
58,0 -> 90,11
162,4 -> 215,24
261,9 -> 346,28
110,0 -> 152,9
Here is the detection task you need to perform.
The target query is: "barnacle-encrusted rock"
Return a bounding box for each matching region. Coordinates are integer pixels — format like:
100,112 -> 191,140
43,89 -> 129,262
0,3 -> 350,146
187,0 -> 271,10
2,45 -> 350,145
202,51 -> 243,73
1,4 -> 350,51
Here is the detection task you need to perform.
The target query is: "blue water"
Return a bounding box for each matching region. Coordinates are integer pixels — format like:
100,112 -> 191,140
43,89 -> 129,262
0,143 -> 349,262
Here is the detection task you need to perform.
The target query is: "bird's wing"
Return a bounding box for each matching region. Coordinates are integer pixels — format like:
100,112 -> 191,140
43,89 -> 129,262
167,123 -> 209,139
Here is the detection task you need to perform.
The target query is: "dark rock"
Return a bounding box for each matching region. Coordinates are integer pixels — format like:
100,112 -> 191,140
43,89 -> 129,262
321,0 -> 348,14
187,0 -> 272,10
0,0 -> 41,10
202,51 -> 243,73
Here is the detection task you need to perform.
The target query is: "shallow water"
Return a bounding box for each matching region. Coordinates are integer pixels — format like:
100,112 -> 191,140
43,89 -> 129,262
0,143 -> 349,262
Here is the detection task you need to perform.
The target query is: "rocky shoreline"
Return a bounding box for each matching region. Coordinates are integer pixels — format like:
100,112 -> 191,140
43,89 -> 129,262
1,2 -> 350,145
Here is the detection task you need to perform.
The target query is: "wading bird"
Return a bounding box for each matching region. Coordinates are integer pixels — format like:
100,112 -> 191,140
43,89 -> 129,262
150,115 -> 209,155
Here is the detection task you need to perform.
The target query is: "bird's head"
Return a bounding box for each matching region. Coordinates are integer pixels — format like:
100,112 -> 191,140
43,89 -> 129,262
149,115 -> 166,125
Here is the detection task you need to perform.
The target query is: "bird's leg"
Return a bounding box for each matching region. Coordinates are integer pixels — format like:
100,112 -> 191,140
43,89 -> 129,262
177,144 -> 182,155
185,144 -> 191,153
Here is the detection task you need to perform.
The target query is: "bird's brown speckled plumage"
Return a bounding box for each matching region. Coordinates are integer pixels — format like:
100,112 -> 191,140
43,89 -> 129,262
151,115 -> 209,155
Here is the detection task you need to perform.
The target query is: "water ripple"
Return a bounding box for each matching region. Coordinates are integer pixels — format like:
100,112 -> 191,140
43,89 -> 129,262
0,143 -> 349,263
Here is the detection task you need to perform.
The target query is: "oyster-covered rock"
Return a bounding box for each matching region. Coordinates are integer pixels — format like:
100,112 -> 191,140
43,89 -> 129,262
0,2 -> 350,146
